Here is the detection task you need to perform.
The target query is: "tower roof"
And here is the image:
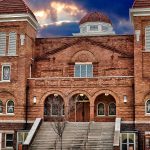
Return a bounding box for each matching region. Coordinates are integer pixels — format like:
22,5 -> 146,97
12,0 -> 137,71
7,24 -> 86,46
0,0 -> 37,20
79,12 -> 112,25
132,0 -> 150,8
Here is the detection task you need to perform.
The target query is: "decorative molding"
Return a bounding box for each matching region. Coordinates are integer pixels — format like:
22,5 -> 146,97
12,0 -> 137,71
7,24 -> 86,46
130,8 -> 150,23
0,120 -> 34,123
0,13 -> 39,30
35,38 -> 133,61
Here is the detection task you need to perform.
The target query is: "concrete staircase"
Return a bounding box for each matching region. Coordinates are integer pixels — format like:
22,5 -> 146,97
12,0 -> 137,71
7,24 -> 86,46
86,122 -> 115,150
30,122 -> 115,150
30,122 -> 58,150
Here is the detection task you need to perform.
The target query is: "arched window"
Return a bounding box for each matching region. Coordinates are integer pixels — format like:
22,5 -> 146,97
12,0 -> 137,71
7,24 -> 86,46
7,100 -> 14,114
0,100 -> 3,113
109,103 -> 116,116
97,103 -> 105,116
146,100 -> 150,114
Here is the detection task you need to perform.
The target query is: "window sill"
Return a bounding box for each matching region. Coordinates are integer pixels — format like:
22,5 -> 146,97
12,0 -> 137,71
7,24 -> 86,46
0,55 -> 18,57
97,115 -> 106,117
0,113 -> 15,116
4,147 -> 13,150
0,80 -> 11,83
143,51 -> 150,53
145,113 -> 150,116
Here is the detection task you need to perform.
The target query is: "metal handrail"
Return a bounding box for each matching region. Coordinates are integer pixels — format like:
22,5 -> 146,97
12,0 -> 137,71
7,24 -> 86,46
84,121 -> 91,150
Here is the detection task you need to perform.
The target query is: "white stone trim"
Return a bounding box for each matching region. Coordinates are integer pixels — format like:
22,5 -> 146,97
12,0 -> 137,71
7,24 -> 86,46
122,120 -> 150,124
0,120 -> 34,123
24,118 -> 42,145
0,13 -> 39,30
73,21 -> 115,36
130,8 -> 150,23
0,130 -> 14,133
121,121 -> 134,124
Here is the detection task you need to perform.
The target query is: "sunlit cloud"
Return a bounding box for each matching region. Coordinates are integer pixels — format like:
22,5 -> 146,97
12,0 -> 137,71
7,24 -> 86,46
25,0 -> 86,27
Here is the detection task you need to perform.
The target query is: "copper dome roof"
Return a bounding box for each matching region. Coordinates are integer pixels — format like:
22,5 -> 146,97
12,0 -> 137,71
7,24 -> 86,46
79,12 -> 112,25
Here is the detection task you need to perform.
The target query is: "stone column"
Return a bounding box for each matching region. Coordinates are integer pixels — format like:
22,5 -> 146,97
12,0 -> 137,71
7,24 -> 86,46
64,97 -> 69,121
90,103 -> 95,121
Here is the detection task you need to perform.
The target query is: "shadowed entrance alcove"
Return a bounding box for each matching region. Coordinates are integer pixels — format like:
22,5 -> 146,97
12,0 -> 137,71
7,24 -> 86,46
94,93 -> 116,122
69,93 -> 90,122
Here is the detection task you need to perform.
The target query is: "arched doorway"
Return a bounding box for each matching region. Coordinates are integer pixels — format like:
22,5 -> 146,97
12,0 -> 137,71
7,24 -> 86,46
69,94 -> 90,122
94,93 -> 116,122
44,94 -> 64,121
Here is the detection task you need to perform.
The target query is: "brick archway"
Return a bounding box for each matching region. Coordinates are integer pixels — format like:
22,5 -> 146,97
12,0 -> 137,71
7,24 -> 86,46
93,91 -> 118,122
44,94 -> 65,121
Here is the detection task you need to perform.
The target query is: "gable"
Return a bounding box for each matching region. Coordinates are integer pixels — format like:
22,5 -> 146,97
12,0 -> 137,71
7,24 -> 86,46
35,36 -> 134,61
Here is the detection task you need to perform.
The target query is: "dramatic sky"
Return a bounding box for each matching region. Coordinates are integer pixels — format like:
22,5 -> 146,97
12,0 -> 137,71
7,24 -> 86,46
25,0 -> 134,37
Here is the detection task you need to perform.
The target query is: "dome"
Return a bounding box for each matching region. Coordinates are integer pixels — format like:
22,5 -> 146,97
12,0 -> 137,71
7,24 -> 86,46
79,12 -> 112,25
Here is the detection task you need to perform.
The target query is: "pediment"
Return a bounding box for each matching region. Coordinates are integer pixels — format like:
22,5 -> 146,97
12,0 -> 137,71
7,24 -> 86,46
35,37 -> 133,61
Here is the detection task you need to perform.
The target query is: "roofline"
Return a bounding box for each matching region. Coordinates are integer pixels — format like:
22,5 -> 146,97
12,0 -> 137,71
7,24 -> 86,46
36,34 -> 134,40
130,8 -> 150,24
0,13 -> 39,30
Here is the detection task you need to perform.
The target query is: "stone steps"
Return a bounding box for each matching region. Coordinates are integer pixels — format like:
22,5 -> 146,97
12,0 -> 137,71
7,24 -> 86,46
30,121 -> 115,150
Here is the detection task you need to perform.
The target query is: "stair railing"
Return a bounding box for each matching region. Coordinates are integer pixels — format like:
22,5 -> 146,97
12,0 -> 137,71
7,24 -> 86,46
113,118 -> 121,148
22,118 -> 42,150
83,121 -> 91,150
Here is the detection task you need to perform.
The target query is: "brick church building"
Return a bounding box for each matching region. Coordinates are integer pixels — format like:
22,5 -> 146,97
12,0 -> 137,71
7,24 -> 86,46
0,0 -> 150,149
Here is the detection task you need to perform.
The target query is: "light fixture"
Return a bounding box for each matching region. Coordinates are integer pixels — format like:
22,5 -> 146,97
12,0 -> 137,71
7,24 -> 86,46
105,93 -> 109,96
79,93 -> 84,97
54,93 -> 58,97
124,95 -> 127,103
33,96 -> 37,104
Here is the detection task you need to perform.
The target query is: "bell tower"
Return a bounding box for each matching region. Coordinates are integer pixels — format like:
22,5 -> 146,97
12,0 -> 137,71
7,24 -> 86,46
0,0 -> 38,122
130,0 -> 150,123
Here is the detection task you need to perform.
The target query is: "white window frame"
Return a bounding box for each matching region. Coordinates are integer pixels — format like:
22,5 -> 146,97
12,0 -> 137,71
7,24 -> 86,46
108,102 -> 116,116
97,102 -> 105,116
145,99 -> 150,115
90,25 -> 99,32
74,62 -> 93,78
0,32 -> 6,56
1,64 -> 11,82
120,133 -> 136,150
8,32 -> 17,56
5,133 -> 14,148
17,131 -> 29,150
6,100 -> 14,115
145,26 -> 150,51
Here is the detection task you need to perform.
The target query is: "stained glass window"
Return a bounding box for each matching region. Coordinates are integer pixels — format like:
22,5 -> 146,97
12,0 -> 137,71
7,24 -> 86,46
109,103 -> 116,116
75,63 -> 93,78
146,100 -> 150,114
7,100 -> 14,114
0,100 -> 3,113
2,65 -> 10,81
97,103 -> 104,116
